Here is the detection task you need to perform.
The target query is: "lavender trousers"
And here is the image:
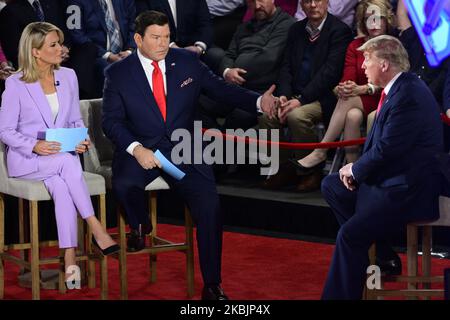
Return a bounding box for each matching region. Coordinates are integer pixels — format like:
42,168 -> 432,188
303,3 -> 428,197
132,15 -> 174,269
18,153 -> 94,248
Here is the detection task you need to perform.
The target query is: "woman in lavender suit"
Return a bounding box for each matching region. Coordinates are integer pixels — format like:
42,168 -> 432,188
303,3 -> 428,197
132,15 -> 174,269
0,22 -> 119,281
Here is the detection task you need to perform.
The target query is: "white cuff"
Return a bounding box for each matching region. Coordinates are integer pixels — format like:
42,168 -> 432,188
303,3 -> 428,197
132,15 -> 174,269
223,68 -> 230,79
256,96 -> 263,114
102,51 -> 112,60
169,42 -> 176,48
194,41 -> 207,52
126,142 -> 142,156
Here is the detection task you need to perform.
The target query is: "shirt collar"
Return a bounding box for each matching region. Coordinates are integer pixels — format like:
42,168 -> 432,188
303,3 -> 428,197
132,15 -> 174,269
383,72 -> 402,95
137,48 -> 166,74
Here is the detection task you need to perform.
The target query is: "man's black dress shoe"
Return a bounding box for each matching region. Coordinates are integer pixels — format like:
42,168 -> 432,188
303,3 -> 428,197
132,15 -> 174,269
92,237 -> 120,256
201,285 -> 229,300
288,158 -> 325,176
376,257 -> 402,276
127,229 -> 145,252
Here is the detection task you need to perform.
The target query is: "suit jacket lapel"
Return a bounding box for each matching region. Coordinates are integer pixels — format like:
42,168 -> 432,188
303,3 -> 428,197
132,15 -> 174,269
25,81 -> 55,129
130,53 -> 165,122
164,50 -> 177,124
94,0 -> 108,33
363,73 -> 405,151
53,69 -> 68,127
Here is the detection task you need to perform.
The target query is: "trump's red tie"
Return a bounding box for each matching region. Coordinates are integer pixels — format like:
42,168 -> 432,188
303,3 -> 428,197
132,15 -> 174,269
151,61 -> 166,121
376,90 -> 386,116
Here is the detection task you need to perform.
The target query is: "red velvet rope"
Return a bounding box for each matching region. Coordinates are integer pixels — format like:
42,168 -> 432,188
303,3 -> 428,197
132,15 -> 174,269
201,114 -> 450,150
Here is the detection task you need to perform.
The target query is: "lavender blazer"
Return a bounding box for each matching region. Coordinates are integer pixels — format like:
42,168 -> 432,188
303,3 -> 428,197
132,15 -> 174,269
0,67 -> 84,177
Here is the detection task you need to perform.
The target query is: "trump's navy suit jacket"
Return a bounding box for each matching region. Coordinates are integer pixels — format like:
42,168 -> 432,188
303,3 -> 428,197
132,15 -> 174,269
102,49 -> 259,181
352,72 -> 443,221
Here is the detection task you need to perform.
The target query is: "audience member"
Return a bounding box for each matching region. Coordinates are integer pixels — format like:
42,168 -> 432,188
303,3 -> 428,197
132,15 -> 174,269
207,0 -> 247,50
68,0 -> 136,97
295,0 -> 358,28
200,0 -> 295,130
292,0 -> 395,172
260,0 -> 352,192
135,0 -> 213,55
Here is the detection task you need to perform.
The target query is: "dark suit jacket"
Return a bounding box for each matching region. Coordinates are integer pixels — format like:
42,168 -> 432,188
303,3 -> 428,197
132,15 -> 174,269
102,49 -> 259,180
135,0 -> 213,48
68,0 -> 136,58
0,0 -> 71,67
277,13 -> 352,125
353,72 -> 443,221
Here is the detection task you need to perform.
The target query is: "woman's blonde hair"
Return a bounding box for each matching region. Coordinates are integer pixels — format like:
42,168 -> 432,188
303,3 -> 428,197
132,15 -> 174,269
356,0 -> 396,37
17,22 -> 64,83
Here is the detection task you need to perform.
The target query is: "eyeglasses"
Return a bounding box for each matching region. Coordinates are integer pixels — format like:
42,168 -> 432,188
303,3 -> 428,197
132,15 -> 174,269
302,0 -> 323,5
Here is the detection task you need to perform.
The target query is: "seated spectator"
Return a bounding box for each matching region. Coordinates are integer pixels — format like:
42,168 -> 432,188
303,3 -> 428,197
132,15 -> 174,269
207,0 -> 247,50
0,22 -> 119,282
0,0 -> 98,99
259,0 -> 352,192
295,0 -> 359,28
200,0 -> 295,130
135,0 -> 213,56
68,0 -> 136,97
293,0 -> 395,171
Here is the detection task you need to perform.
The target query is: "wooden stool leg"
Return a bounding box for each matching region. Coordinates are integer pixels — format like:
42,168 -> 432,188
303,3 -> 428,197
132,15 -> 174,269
30,201 -> 40,300
185,207 -> 194,298
0,194 -> 5,299
407,224 -> 418,300
422,226 -> 432,298
99,194 -> 108,300
18,198 -> 30,275
149,192 -> 157,283
118,207 -> 128,300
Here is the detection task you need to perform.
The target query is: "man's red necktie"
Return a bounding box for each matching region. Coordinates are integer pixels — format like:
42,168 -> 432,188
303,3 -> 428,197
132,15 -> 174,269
151,61 -> 166,121
376,90 -> 386,116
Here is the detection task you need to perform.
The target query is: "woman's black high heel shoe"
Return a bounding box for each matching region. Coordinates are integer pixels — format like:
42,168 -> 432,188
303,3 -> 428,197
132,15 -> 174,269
92,237 -> 120,256
288,158 -> 326,175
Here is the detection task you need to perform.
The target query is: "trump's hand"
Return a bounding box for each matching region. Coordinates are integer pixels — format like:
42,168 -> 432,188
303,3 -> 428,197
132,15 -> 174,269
261,84 -> 277,119
33,140 -> 61,156
339,163 -> 356,191
133,145 -> 162,170
75,140 -> 90,154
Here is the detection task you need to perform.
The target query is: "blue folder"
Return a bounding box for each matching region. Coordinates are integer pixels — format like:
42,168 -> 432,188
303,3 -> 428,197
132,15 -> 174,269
154,150 -> 186,181
45,127 -> 88,152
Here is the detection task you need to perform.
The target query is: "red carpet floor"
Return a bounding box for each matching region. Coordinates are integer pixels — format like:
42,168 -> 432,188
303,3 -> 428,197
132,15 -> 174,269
2,224 -> 450,300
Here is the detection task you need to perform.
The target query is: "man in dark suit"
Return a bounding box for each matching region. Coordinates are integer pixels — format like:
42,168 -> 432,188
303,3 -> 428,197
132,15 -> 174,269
259,0 -> 352,192
102,10 -> 277,300
321,35 -> 443,299
68,0 -> 136,97
135,0 -> 213,56
0,0 -> 98,98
